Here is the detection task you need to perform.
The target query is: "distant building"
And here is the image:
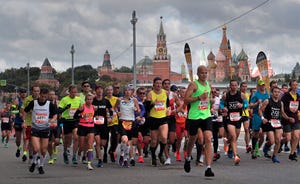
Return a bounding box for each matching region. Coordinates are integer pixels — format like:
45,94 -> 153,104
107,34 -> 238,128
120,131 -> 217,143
292,62 -> 300,78
37,58 -> 59,88
99,17 -> 183,84
207,25 -> 252,82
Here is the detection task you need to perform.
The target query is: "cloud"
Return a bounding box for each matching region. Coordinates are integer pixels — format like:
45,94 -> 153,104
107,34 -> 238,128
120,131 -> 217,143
0,0 -> 298,77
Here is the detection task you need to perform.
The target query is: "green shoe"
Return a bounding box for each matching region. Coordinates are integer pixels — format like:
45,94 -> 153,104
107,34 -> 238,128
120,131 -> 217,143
4,143 -> 8,148
255,149 -> 261,157
48,158 -> 54,164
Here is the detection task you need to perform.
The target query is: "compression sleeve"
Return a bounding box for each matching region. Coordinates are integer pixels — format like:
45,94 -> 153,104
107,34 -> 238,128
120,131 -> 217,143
243,99 -> 249,109
220,99 -> 225,109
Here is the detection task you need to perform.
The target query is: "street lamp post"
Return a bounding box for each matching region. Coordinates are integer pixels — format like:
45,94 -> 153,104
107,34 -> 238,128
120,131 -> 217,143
131,10 -> 138,89
27,63 -> 30,96
70,45 -> 75,85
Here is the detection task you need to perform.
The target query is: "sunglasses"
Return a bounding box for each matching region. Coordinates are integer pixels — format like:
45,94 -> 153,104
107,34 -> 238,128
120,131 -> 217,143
113,87 -> 120,89
139,92 -> 145,95
83,85 -> 90,88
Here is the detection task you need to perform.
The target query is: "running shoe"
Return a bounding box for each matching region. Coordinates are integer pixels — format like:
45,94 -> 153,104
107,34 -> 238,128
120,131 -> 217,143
87,163 -> 94,170
184,158 -> 191,173
119,156 -> 124,166
289,153 -> 297,161
22,154 -> 27,162
263,144 -> 269,155
53,148 -> 58,160
272,156 -> 280,163
183,151 -> 187,158
251,151 -> 257,159
255,148 -> 261,157
63,151 -> 69,164
82,156 -> 88,164
227,150 -> 234,159
4,143 -> 8,148
284,145 -> 290,152
204,168 -> 215,177
130,159 -> 135,166
29,163 -> 36,173
103,153 -> 108,163
158,154 -> 165,165
38,166 -> 45,174
213,153 -> 220,161
123,160 -> 129,168
151,158 -> 157,167
164,157 -> 171,165
48,158 -> 54,164
263,144 -> 271,158
97,160 -> 103,168
72,155 -> 78,164
176,151 -> 181,161
137,156 -> 144,163
223,138 -> 229,154
234,155 -> 240,165
144,150 -> 149,158
16,149 -> 21,158
246,145 -> 252,153
53,147 -> 58,155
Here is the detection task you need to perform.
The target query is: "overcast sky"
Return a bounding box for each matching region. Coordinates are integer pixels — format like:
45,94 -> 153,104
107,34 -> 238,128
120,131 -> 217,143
0,0 -> 299,76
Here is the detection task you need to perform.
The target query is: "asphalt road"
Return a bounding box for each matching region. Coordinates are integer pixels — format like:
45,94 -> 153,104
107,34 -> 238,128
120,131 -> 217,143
0,133 -> 299,184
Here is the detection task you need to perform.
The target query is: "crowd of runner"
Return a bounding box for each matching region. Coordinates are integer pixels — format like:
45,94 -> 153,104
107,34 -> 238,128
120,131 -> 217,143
1,65 -> 300,177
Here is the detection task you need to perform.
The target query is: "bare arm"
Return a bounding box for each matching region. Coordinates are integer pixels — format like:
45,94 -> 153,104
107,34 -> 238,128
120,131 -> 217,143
184,82 -> 199,104
281,101 -> 295,123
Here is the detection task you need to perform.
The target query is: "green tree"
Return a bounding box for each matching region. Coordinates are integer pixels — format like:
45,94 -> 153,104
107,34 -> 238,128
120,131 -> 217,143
284,74 -> 291,82
292,70 -> 296,80
113,66 -> 132,73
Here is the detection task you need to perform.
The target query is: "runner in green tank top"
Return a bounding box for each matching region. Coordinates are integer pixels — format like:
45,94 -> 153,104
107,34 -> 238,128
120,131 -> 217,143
183,65 -> 214,177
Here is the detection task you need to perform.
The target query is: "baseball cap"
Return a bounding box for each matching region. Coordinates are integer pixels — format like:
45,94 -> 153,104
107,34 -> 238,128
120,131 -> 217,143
170,85 -> 178,92
19,88 -> 27,93
257,79 -> 265,85
124,84 -> 134,90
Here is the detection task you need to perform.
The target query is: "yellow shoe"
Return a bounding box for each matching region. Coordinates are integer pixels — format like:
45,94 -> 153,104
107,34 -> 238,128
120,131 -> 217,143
48,158 -> 54,164
53,147 -> 58,155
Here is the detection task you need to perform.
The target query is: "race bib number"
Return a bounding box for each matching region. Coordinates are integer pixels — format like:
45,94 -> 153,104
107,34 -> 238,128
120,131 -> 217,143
1,117 -> 9,123
154,102 -> 165,111
94,116 -> 105,125
270,119 -> 281,128
35,113 -> 47,124
122,121 -> 133,131
229,112 -> 241,122
289,101 -> 299,113
69,108 -> 77,119
217,116 -> 223,122
198,101 -> 208,110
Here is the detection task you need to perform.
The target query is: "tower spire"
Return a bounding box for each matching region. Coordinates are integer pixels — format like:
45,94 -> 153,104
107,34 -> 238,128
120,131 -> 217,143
159,16 -> 164,35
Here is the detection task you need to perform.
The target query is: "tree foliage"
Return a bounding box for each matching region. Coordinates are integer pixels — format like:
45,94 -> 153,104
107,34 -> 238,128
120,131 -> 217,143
0,67 -> 40,92
113,66 -> 132,73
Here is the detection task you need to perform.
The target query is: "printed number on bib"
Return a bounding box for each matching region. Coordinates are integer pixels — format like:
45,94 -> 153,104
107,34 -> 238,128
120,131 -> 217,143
270,119 -> 281,128
69,108 -> 77,119
36,113 -> 47,124
229,112 -> 241,122
122,121 -> 133,131
1,117 -> 9,123
198,101 -> 208,110
94,116 -> 105,125
154,103 -> 165,111
289,101 -> 299,113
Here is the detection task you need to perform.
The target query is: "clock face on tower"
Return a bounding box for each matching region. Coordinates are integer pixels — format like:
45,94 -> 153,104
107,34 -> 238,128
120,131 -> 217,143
158,47 -> 163,54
